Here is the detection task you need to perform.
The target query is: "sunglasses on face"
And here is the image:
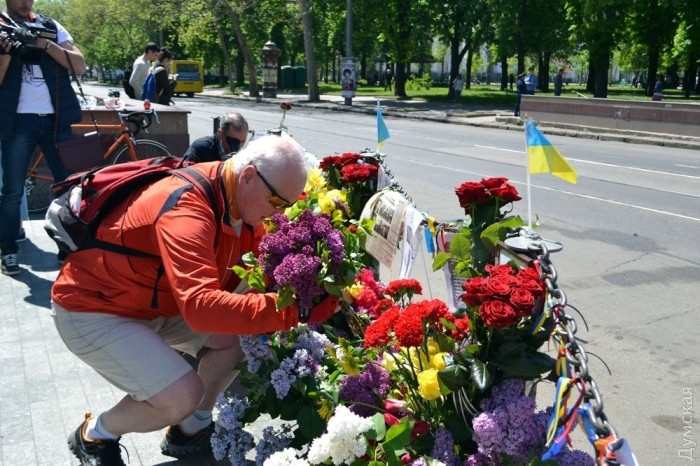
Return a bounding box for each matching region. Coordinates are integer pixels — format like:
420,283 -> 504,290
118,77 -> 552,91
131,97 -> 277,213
250,164 -> 293,209
225,136 -> 246,153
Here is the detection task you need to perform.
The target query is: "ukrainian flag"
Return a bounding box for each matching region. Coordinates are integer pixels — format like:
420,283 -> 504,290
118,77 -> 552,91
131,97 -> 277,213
526,120 -> 577,184
377,101 -> 390,147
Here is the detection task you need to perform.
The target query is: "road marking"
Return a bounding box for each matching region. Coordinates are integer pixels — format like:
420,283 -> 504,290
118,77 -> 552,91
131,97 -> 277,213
474,145 -> 700,180
408,158 -> 700,223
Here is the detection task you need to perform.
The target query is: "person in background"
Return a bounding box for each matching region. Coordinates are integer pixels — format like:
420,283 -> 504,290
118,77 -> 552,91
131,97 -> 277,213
53,134 -> 340,466
652,74 -> 664,101
0,0 -> 86,276
553,67 -> 564,97
514,72 -> 527,117
452,74 -> 465,103
129,42 -> 161,100
525,66 -> 538,95
182,113 -> 249,164
153,47 -> 175,105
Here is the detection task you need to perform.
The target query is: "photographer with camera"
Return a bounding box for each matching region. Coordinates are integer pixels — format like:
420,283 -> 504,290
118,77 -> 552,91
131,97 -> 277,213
0,0 -> 86,276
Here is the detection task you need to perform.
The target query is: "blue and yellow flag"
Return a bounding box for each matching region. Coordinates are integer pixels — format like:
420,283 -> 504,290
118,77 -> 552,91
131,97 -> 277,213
526,120 -> 577,184
377,101 -> 391,148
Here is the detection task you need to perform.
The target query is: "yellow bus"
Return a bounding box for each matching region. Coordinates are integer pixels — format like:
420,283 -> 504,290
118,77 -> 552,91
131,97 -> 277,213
171,60 -> 203,97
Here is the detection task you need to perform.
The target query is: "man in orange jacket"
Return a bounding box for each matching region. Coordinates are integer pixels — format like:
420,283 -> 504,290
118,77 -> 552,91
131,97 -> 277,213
52,134 -> 339,465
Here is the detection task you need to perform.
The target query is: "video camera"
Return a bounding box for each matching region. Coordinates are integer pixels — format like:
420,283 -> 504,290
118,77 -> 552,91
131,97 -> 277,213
0,13 -> 57,56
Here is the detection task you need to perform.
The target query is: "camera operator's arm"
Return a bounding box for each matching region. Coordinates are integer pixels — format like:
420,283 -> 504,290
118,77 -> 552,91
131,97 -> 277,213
38,37 -> 86,74
0,33 -> 12,86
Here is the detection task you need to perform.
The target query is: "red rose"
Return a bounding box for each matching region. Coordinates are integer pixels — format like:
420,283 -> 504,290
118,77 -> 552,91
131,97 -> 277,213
411,420 -> 430,439
485,263 -> 515,276
486,273 -> 514,298
461,276 -> 489,306
319,156 -> 337,169
279,102 -> 292,111
455,181 -> 489,206
401,453 -> 413,465
514,275 -> 545,298
509,288 -> 536,317
478,299 -> 520,328
482,177 -> 521,203
338,152 -> 361,166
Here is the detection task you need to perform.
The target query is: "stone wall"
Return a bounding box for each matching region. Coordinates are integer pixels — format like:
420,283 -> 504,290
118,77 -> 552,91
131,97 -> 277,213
521,95 -> 700,137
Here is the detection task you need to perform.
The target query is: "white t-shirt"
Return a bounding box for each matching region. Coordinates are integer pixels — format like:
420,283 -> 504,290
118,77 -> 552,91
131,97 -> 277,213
17,19 -> 73,114
129,56 -> 151,100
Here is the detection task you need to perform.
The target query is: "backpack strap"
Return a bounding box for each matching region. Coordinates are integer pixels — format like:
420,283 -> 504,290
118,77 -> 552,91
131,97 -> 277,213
148,166 -> 220,309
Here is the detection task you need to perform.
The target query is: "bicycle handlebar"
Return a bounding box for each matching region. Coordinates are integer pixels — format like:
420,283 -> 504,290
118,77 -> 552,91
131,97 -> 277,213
118,110 -> 154,136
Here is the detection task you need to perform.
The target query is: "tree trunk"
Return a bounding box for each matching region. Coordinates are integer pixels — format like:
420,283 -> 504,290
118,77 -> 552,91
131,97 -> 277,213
395,62 -> 407,97
500,55 -> 508,91
217,0 -> 259,97
298,0 -> 320,101
215,24 -> 235,92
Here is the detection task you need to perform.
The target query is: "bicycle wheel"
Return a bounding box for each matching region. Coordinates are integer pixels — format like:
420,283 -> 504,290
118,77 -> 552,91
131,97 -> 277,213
26,148 -> 54,213
111,139 -> 173,165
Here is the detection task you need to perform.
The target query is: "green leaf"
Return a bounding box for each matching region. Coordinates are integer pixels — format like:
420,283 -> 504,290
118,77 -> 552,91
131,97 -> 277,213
277,287 -> 294,309
466,357 -> 493,391
366,413 -> 387,441
449,233 -> 472,261
438,364 -> 471,392
432,251 -> 451,271
297,406 -> 326,440
495,351 -> 556,379
382,418 -> 413,451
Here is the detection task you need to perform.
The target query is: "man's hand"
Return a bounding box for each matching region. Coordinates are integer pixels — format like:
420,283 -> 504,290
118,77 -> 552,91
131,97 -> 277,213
305,295 -> 341,324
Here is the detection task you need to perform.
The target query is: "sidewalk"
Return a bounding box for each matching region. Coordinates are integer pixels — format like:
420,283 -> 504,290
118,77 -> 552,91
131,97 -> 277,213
0,219 -> 234,465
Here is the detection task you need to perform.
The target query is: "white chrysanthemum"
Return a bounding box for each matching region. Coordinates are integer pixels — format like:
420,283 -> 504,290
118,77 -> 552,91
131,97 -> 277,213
263,448 -> 309,466
306,405 -> 373,465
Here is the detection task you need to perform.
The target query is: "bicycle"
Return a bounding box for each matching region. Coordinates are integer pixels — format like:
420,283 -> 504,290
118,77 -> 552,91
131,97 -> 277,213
25,109 -> 173,213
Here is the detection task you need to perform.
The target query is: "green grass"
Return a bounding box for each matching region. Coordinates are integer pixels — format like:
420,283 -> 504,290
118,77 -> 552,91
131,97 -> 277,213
211,81 -> 700,105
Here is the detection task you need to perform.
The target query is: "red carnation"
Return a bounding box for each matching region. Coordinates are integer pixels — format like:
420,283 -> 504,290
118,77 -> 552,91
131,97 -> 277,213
341,163 -> 378,183
384,278 -> 423,297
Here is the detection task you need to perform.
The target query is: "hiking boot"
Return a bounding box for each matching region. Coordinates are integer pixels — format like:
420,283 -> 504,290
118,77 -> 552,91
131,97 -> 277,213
68,413 -> 127,466
1,253 -> 20,276
160,422 -> 215,458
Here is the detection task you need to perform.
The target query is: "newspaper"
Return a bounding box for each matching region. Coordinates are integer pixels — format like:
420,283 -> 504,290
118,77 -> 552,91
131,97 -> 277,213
360,190 -> 409,268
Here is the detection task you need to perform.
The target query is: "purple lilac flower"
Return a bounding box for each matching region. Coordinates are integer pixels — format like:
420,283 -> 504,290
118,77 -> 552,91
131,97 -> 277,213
430,427 -> 461,466
271,357 -> 298,399
553,448 -> 595,466
273,253 -> 324,309
254,425 -> 294,466
411,458 -> 428,466
339,361 -> 392,417
212,394 -> 254,463
294,329 -> 331,363
239,335 -> 273,373
292,348 -> 312,377
472,379 -> 550,463
464,452 -> 498,466
258,209 -> 346,309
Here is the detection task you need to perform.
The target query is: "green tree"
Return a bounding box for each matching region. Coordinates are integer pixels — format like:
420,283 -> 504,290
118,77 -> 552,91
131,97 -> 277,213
567,0 -> 629,98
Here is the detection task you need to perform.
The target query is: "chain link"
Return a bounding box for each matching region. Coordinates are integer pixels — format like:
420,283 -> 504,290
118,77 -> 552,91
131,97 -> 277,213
525,238 -> 619,440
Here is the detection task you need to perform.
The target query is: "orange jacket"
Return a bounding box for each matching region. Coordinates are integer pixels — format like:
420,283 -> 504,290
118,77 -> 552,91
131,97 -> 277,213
51,162 -> 300,335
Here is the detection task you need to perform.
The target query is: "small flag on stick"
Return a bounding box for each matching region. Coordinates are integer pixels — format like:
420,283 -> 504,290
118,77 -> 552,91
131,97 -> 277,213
526,120 -> 577,184
377,100 -> 391,149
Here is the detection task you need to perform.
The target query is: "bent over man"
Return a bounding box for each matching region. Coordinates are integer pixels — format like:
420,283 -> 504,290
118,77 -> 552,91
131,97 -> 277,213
52,134 -> 339,465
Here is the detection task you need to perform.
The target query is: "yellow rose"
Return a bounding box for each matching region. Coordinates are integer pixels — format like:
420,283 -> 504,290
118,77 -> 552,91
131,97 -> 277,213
430,352 -> 447,370
305,168 -> 327,193
345,283 -> 363,299
417,368 -> 441,400
426,339 -> 440,355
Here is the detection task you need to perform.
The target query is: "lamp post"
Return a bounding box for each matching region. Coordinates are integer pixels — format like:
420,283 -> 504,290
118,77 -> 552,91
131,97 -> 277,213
344,0 -> 353,106
261,41 -> 280,98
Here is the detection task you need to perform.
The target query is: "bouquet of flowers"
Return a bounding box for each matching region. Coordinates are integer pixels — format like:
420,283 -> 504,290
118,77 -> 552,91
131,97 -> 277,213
318,152 -> 382,218
216,175 -> 597,466
433,177 -> 524,278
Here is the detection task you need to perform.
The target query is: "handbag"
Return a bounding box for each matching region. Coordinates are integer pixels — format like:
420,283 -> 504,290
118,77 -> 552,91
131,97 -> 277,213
55,132 -> 104,172
55,49 -> 105,173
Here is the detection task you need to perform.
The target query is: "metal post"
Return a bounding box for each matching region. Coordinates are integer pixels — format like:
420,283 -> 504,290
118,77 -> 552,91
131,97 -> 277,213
345,0 -> 353,106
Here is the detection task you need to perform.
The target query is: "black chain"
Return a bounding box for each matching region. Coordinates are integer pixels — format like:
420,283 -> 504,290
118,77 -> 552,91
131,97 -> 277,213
524,238 -> 618,441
